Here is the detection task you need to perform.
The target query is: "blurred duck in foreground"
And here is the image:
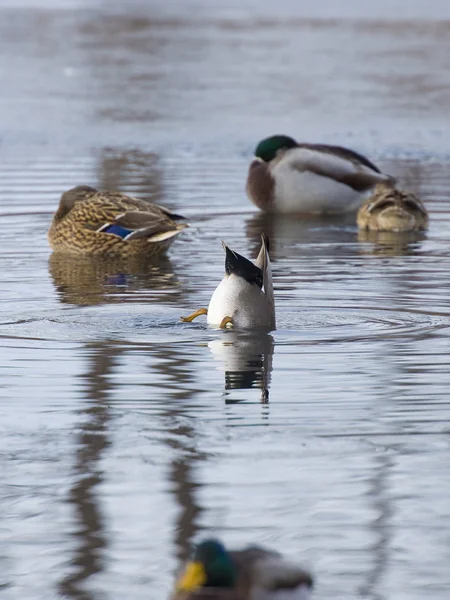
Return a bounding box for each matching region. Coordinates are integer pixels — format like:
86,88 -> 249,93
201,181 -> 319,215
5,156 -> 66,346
357,183 -> 428,232
181,235 -> 275,330
171,539 -> 313,600
48,185 -> 187,257
246,134 -> 393,215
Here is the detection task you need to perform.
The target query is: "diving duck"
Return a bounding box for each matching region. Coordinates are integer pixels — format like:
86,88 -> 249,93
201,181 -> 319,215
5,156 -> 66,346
181,235 -> 275,330
48,185 -> 187,257
246,134 -> 394,215
171,539 -> 314,600
357,183 -> 429,232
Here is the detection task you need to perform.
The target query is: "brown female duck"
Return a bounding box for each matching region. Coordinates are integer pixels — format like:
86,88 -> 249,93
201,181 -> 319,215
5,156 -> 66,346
48,185 -> 187,257
357,183 -> 428,232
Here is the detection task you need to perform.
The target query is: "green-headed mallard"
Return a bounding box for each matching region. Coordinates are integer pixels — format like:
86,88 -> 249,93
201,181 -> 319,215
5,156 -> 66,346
246,135 -> 394,215
48,185 -> 187,257
181,235 -> 275,330
357,183 -> 428,232
171,539 -> 313,600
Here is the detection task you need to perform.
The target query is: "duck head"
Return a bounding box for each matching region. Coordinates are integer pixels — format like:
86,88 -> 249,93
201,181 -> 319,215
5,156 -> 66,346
176,539 -> 237,591
254,135 -> 298,162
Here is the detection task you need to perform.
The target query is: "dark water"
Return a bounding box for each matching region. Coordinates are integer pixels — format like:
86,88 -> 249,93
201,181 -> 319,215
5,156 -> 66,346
1,1 -> 450,599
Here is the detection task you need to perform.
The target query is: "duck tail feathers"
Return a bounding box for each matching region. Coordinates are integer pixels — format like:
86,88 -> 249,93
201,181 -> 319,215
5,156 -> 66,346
256,234 -> 275,327
223,243 -> 263,287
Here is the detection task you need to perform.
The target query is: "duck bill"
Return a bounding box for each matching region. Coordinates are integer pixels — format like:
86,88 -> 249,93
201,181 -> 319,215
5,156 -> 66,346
176,561 -> 207,591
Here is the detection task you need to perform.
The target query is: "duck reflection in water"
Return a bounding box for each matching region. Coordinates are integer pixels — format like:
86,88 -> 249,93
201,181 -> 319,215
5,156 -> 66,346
246,206 -> 427,262
245,211 -> 356,262
208,331 -> 274,403
49,252 -> 181,306
357,229 -> 428,258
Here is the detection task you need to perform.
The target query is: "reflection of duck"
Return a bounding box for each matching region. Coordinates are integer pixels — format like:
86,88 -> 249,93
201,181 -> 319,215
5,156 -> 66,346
357,230 -> 427,258
182,236 -> 275,331
245,212 -> 356,260
59,341 -> 114,598
246,134 -> 393,215
357,184 -> 428,232
48,185 -> 187,257
208,332 -> 274,401
48,252 -> 179,306
172,538 -> 313,600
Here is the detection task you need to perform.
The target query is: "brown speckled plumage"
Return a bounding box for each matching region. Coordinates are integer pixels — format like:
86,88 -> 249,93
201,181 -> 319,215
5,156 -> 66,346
48,185 -> 187,257
357,183 -> 428,232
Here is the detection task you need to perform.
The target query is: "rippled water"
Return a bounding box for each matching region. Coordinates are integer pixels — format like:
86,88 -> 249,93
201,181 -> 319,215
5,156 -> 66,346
1,1 -> 450,599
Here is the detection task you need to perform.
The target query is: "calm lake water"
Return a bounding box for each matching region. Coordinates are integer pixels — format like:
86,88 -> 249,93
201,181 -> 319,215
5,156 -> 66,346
1,1 -> 450,599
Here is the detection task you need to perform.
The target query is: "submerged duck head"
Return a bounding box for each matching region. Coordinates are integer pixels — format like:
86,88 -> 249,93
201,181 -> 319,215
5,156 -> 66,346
254,135 -> 298,162
176,539 -> 237,591
181,235 -> 275,330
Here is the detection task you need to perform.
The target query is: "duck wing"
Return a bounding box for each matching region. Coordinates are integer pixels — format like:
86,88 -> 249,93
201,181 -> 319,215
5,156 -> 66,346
284,145 -> 394,192
152,202 -> 186,221
299,143 -> 381,172
88,191 -> 185,221
365,185 -> 428,216
99,210 -> 187,241
231,546 -> 313,597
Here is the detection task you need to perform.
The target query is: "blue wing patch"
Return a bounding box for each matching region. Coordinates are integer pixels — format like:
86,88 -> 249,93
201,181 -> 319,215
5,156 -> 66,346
99,224 -> 132,239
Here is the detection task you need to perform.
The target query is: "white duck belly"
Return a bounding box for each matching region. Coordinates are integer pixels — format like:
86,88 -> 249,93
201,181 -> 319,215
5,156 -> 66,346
207,275 -> 272,329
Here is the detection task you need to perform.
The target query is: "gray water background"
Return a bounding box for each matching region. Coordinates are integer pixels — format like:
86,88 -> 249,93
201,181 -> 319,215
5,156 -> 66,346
1,1 -> 450,599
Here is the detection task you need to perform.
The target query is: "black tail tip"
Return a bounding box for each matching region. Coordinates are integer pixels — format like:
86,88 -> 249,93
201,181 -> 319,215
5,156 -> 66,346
224,245 -> 263,289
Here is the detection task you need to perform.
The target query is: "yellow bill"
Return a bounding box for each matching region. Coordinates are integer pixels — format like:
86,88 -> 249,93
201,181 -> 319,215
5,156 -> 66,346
176,561 -> 207,591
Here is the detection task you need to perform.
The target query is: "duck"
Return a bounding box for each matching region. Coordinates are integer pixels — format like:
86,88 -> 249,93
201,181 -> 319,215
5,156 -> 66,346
356,183 -> 428,232
48,185 -> 187,257
181,235 -> 275,330
246,134 -> 394,215
171,539 -> 314,600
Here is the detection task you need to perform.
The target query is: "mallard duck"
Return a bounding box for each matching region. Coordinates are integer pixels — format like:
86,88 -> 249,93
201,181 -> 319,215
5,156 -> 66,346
181,235 -> 275,330
48,185 -> 187,257
171,539 -> 314,600
357,183 -> 428,232
246,134 -> 394,215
